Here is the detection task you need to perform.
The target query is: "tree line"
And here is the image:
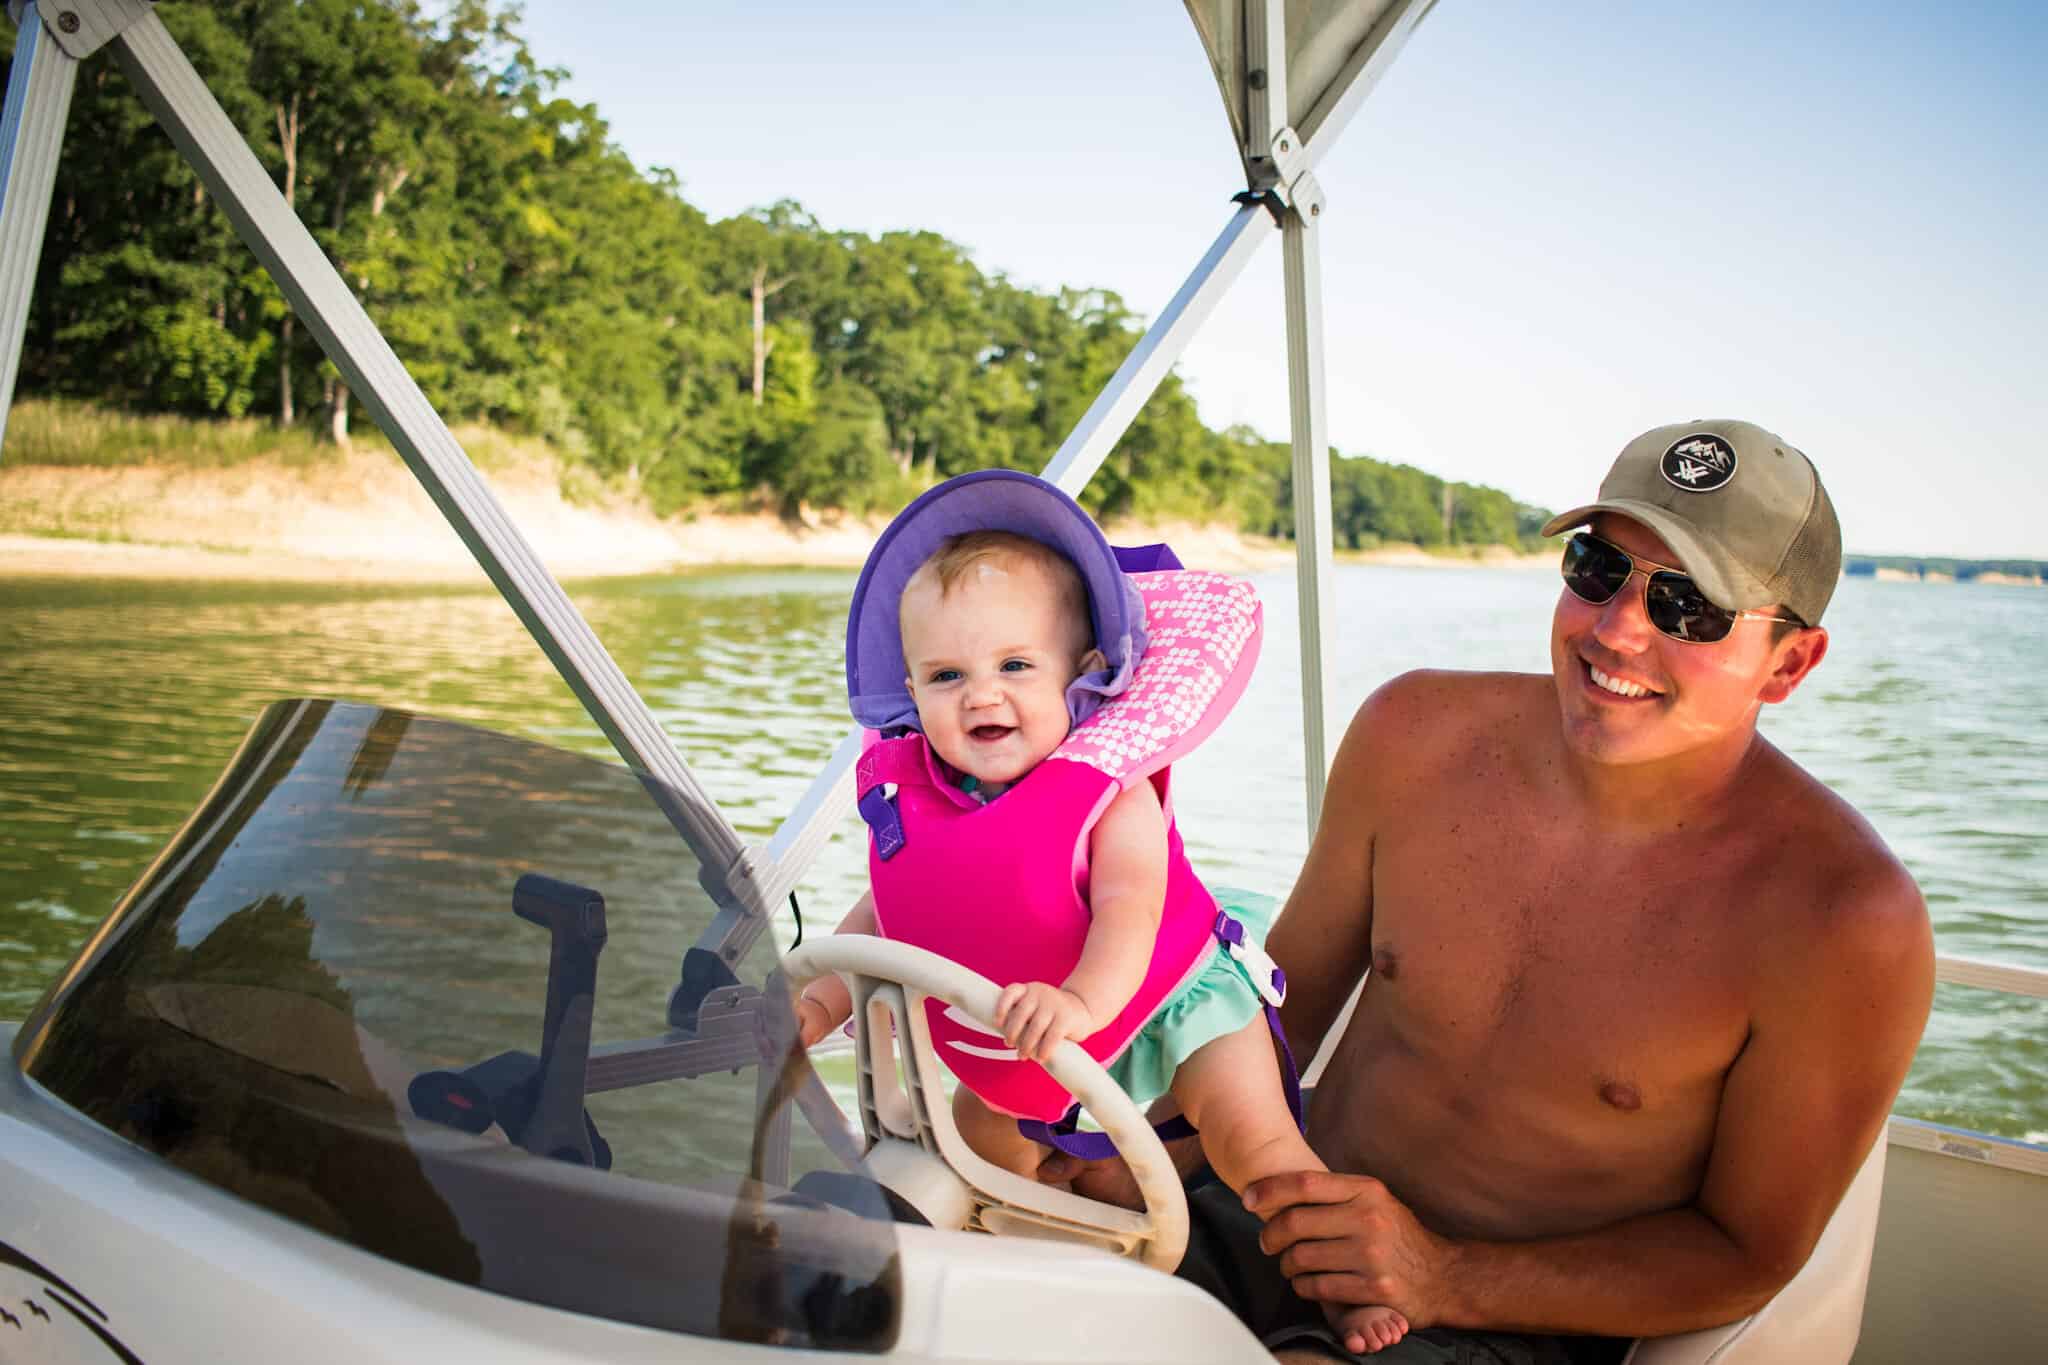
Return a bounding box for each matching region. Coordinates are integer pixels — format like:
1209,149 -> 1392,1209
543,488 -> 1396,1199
1,0 -> 1548,546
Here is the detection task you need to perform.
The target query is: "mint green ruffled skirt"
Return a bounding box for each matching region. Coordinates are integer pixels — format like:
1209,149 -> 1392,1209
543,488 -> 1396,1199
1102,887 -> 1279,1108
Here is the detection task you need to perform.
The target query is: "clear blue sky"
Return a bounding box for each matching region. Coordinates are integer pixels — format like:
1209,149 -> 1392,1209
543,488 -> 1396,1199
515,1 -> 2048,559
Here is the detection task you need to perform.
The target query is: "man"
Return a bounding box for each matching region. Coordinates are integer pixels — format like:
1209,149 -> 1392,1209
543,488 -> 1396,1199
1048,419 -> 1933,1363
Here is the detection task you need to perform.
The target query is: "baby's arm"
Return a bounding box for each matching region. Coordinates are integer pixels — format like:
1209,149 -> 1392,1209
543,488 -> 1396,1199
996,779 -> 1167,1059
794,891 -> 877,1047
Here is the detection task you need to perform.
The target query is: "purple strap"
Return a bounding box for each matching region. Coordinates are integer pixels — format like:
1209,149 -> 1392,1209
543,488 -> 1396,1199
856,738 -> 937,862
1267,997 -> 1304,1133
1112,542 -> 1184,573
858,785 -> 905,861
1018,1107 -> 1195,1161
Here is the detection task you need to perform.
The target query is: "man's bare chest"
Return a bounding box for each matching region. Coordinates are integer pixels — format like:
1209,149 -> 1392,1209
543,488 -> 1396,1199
1365,798 -> 1757,1110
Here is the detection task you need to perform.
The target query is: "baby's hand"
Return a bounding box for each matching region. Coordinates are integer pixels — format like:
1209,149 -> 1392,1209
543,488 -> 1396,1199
794,994 -> 838,1048
994,981 -> 1094,1061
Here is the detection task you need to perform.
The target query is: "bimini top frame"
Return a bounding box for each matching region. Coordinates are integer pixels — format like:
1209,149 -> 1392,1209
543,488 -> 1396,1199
0,0 -> 1440,973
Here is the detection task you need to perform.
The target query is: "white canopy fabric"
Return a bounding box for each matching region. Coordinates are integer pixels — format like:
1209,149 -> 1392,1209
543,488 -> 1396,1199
1183,0 -> 1439,183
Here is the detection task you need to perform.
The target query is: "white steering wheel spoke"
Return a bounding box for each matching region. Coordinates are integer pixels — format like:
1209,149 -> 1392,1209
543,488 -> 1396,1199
783,935 -> 1188,1270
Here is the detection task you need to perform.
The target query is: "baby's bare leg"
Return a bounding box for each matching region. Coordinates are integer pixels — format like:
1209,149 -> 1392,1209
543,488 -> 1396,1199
1175,1020 -> 1408,1355
1169,1016 -> 1320,1194
950,1086 -> 1047,1179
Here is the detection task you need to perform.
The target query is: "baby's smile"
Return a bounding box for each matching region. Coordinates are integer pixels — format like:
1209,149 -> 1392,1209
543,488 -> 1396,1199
899,545 -> 1100,796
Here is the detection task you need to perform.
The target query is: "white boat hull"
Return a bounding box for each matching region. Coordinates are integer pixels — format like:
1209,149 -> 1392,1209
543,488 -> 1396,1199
1,1023 -> 1265,1364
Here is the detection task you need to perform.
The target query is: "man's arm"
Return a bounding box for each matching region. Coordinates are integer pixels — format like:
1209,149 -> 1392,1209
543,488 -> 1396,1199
1667,852 -> 1933,1326
1266,683 -> 1398,1065
1253,856 -> 1933,1337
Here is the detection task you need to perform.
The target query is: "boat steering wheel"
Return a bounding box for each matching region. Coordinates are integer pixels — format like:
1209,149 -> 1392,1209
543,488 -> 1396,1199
782,934 -> 1189,1271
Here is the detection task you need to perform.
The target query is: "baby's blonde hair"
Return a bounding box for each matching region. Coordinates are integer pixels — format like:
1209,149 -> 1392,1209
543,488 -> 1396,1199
905,530 -> 1093,654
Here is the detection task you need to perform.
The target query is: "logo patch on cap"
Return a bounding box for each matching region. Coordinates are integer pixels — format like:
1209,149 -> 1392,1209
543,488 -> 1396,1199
1660,434 -> 1737,492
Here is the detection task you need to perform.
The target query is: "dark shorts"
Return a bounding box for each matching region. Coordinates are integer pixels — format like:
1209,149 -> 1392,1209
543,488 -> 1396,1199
1174,1182 -> 1630,1365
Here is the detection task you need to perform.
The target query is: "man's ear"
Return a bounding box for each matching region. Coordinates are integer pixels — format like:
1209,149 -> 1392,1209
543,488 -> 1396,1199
1078,647 -> 1108,675
1759,626 -> 1828,704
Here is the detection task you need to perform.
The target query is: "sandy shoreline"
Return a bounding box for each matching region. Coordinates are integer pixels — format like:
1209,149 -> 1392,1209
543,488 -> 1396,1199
1,455 -> 1550,583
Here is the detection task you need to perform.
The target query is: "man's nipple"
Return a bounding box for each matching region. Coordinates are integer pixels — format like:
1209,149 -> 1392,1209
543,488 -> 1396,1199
1371,945 -> 1400,980
1599,1079 -> 1642,1112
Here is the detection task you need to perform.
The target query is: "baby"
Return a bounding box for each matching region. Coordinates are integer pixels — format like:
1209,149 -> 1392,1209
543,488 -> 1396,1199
801,516 -> 1405,1356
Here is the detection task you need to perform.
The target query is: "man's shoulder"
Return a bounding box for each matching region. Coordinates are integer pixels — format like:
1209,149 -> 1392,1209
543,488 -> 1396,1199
1347,668 -> 1552,758
1747,746 -> 1930,966
1323,671 -> 1554,820
1734,750 -> 1934,1105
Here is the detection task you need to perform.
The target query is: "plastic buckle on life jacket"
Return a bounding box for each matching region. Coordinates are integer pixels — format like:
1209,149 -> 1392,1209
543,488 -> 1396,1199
1214,911 -> 1287,1009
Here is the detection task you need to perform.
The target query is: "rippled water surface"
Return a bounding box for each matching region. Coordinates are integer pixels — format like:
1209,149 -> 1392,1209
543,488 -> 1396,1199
2,564 -> 2042,1141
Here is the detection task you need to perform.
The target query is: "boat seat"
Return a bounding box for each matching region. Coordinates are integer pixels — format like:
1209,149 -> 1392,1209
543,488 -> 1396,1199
1622,1137 -> 1886,1364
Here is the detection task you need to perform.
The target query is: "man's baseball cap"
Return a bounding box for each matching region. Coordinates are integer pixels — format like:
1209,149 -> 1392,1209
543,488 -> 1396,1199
1541,419 -> 1842,626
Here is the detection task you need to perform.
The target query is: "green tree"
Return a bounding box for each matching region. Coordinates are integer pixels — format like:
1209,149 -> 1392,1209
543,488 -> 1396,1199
0,1 -> 1548,543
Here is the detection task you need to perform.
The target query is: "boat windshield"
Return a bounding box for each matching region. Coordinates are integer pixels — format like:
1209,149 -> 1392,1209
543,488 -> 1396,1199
13,699 -> 897,1351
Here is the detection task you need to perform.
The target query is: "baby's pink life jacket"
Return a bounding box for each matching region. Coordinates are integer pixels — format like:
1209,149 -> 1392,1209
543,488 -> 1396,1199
856,568 -> 1262,1121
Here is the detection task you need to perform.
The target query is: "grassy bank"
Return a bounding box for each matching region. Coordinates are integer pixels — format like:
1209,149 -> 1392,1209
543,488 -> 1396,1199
3,397 -> 559,476
4,398 -> 345,470
0,400 -> 753,577
0,401 -> 1545,581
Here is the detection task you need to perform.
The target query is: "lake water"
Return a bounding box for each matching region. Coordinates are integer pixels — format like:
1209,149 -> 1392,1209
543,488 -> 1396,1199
1,562 -> 2042,1143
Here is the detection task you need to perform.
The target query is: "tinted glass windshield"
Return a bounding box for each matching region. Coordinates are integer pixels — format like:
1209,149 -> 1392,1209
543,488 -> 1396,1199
15,700 -> 895,1350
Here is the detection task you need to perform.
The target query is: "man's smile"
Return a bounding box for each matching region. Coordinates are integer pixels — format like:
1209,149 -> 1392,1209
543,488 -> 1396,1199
1579,656 -> 1664,702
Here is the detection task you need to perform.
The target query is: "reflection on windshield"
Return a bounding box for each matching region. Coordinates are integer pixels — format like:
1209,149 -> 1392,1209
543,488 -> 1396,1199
15,700 -> 897,1350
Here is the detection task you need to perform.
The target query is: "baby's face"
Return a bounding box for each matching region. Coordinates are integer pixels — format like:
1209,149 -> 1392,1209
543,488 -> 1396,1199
900,555 -> 1102,797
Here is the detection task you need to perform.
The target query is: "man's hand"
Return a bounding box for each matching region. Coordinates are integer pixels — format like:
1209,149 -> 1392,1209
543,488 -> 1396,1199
1246,1170 -> 1461,1330
994,981 -> 1095,1061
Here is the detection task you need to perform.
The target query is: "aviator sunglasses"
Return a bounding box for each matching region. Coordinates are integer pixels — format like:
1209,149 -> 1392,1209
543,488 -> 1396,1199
1560,531 -> 1805,644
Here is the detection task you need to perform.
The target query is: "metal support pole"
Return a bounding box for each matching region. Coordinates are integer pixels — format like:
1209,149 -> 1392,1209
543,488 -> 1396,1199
0,3 -> 78,452
1245,0 -> 1334,829
1243,0 -> 1289,192
102,9 -> 766,929
1282,186 -> 1338,832
1038,200 -> 1273,499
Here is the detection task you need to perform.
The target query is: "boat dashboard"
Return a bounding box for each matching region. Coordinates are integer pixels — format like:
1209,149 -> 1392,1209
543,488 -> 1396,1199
7,699 -> 900,1351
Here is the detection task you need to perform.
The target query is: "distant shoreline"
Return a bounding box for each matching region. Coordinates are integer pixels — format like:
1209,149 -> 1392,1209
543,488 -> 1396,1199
1856,566 -> 2045,587
0,457 -> 1551,584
